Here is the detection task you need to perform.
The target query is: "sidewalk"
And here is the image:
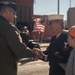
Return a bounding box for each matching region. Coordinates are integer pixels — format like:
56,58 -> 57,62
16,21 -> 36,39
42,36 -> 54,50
39,43 -> 49,47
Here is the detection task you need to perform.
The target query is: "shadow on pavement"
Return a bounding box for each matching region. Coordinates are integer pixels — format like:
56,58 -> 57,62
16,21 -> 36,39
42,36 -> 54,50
18,58 -> 33,65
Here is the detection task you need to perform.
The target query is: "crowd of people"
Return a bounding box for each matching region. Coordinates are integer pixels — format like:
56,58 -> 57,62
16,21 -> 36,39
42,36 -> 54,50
0,1 -> 75,75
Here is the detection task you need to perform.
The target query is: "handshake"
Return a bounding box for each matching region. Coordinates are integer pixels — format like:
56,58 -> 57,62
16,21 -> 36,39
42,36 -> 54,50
33,48 -> 47,61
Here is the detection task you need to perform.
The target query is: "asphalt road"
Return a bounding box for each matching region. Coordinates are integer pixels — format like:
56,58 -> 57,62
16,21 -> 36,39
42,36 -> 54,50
17,59 -> 49,75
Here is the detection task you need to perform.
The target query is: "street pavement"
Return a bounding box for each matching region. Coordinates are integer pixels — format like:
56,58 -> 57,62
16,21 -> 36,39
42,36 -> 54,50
39,43 -> 49,47
39,42 -> 49,51
18,59 -> 49,75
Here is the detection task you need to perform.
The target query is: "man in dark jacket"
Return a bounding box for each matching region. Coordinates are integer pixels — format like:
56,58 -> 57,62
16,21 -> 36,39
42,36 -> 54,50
20,26 -> 30,45
0,1 -> 38,75
34,14 -> 73,75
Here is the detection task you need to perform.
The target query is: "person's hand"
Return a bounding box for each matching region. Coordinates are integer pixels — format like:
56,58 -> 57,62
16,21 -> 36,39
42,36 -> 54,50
33,49 -> 39,61
33,48 -> 45,59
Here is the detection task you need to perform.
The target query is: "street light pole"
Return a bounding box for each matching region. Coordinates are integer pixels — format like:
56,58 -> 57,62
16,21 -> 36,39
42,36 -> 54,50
58,0 -> 59,14
70,0 -> 71,7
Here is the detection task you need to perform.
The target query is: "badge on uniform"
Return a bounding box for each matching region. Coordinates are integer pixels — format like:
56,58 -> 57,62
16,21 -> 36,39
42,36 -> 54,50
62,42 -> 68,51
64,42 -> 68,48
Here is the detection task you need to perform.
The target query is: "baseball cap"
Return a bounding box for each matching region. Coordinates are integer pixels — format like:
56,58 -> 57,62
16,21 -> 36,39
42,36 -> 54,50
68,26 -> 75,38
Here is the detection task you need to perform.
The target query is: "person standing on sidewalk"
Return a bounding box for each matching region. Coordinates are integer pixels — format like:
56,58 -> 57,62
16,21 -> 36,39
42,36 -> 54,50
34,14 -> 72,75
0,1 -> 38,75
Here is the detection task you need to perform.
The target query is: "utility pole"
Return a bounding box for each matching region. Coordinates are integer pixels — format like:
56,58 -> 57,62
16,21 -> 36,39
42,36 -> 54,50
70,0 -> 71,7
58,0 -> 59,14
